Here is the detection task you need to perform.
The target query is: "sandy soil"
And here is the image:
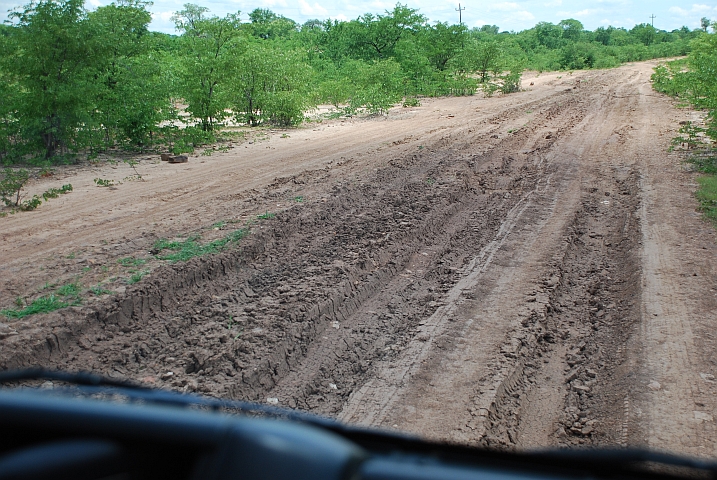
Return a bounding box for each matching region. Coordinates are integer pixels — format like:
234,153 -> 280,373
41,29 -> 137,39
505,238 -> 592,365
1,61 -> 716,455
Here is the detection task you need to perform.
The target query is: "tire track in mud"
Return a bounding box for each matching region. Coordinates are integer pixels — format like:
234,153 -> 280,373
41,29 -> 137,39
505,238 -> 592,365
0,82 -> 587,403
3,65 -> 703,453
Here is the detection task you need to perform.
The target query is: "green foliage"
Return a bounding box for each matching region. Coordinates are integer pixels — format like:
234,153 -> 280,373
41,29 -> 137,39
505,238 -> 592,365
652,32 -> 717,231
230,45 -> 313,127
153,227 -> 247,262
0,168 -> 29,206
1,295 -> 71,318
172,4 -> 244,131
56,282 -> 81,296
118,257 -> 147,266
696,175 -> 717,225
94,178 -> 115,187
1,280 -> 81,318
402,96 -> 421,107
127,269 -> 149,284
248,8 -> 297,40
19,195 -> 42,211
41,184 -> 72,201
90,284 -> 113,295
0,0 -> 699,164
350,59 -> 404,114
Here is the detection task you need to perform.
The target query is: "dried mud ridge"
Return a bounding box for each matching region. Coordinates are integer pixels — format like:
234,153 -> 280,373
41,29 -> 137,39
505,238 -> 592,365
0,71 -> 654,448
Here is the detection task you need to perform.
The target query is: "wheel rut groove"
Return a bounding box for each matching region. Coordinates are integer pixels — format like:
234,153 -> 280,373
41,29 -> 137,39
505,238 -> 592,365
2,63 -> 716,457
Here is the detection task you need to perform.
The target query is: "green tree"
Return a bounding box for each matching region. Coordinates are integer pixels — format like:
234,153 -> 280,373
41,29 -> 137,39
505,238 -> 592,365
422,22 -> 467,71
631,23 -> 656,46
349,59 -> 403,114
230,44 -> 313,126
172,4 -> 244,131
248,8 -> 297,40
558,19 -> 583,41
472,40 -> 501,82
7,0 -> 97,158
87,0 -> 161,149
534,22 -> 563,48
701,17 -> 711,32
351,4 -> 426,60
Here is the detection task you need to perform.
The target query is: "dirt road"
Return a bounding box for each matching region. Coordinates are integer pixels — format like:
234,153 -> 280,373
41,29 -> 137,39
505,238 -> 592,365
1,61 -> 716,455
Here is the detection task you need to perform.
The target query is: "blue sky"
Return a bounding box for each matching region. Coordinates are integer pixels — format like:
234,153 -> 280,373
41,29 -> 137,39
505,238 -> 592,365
2,0 -> 716,34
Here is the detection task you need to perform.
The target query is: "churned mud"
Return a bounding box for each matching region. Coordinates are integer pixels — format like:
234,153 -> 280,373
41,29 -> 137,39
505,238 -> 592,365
2,62 -> 717,456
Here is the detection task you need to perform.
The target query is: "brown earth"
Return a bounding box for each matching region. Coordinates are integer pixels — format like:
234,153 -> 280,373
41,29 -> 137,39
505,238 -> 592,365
1,61 -> 717,456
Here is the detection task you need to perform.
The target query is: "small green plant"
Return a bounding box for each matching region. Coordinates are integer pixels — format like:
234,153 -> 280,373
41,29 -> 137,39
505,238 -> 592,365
19,195 -> 42,211
82,266 -> 91,272
201,148 -> 214,156
294,196 -> 304,203
56,282 -> 81,297
281,133 -> 290,138
212,221 -> 227,230
1,295 -> 75,318
696,175 -> 717,225
1,168 -> 30,207
257,211 -> 275,220
94,178 -> 115,187
402,96 -> 421,107
671,122 -> 707,151
426,177 -> 435,185
153,228 -> 248,263
90,284 -> 113,295
117,257 -> 147,267
41,184 -> 73,201
66,252 -> 76,259
127,270 -> 150,284
14,297 -> 23,307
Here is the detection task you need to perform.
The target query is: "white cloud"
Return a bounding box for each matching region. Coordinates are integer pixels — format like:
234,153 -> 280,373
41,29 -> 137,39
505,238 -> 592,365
670,3 -> 717,16
368,0 -> 395,11
150,11 -> 176,33
489,2 -> 520,12
668,6 -> 689,15
544,0 -> 562,6
513,10 -> 536,21
299,0 -> 328,16
573,9 -> 599,17
260,0 -> 288,7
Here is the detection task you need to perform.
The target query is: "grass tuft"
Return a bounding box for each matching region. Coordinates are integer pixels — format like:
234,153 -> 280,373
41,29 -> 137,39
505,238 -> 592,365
696,175 -> 717,225
153,228 -> 248,263
1,295 -> 77,319
118,257 -> 147,267
127,270 -> 150,284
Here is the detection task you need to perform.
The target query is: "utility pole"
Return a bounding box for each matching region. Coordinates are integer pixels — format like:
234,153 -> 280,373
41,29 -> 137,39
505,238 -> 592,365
649,14 -> 656,27
456,3 -> 465,25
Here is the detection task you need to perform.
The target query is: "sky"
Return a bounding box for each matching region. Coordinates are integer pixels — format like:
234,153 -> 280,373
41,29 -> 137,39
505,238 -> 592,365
2,0 -> 716,34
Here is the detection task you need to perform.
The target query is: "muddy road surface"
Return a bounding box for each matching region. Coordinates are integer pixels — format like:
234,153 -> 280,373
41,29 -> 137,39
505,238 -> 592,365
2,61 -> 717,455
